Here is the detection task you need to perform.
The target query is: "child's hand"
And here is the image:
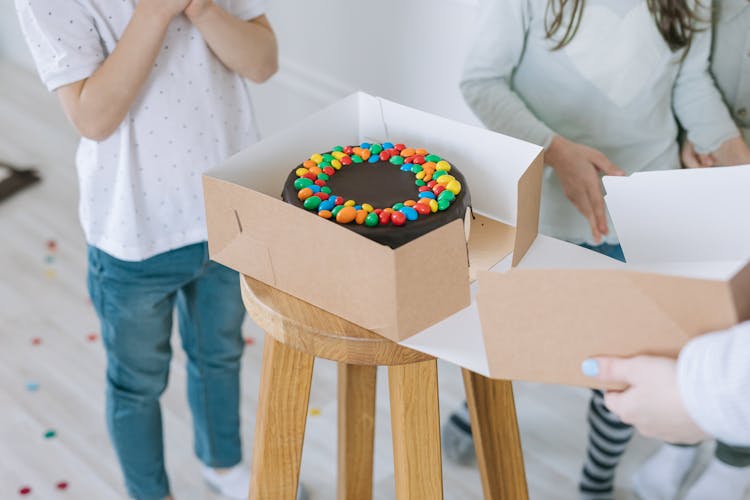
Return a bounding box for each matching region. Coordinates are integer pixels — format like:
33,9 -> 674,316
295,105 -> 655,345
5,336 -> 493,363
681,141 -> 714,168
582,356 -> 708,444
185,0 -> 214,21
710,136 -> 750,167
545,135 -> 626,244
138,0 -> 192,23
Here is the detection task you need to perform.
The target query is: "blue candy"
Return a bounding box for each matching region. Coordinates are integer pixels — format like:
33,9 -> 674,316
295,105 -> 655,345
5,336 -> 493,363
368,154 -> 379,163
354,205 -> 362,210
360,142 -> 371,149
319,199 -> 335,212
418,192 -> 436,199
308,185 -> 321,194
400,164 -> 412,171
383,142 -> 394,149
399,206 -> 418,221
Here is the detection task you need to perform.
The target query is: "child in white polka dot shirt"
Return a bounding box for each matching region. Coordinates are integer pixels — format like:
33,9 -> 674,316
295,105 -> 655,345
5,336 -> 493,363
16,1 -> 277,499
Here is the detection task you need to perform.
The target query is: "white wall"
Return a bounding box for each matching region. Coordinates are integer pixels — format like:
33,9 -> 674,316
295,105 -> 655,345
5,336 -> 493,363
0,0 -> 482,135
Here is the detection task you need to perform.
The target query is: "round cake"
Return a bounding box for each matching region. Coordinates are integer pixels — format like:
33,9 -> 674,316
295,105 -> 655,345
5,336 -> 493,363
281,142 -> 471,248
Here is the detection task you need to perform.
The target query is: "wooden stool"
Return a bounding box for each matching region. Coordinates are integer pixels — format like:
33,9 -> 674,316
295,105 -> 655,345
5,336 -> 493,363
240,275 -> 528,500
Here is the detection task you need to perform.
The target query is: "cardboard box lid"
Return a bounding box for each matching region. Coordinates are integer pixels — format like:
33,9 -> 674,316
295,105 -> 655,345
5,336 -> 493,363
405,165 -> 750,388
204,92 -> 544,342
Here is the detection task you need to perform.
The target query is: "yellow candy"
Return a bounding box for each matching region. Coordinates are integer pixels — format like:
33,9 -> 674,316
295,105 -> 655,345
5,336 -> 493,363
446,180 -> 462,195
436,160 -> 451,172
295,167 -> 308,177
332,151 -> 345,160
362,203 -> 374,212
310,153 -> 323,164
416,171 -> 425,180
428,199 -> 439,212
436,174 -> 456,185
331,159 -> 342,170
344,199 -> 356,207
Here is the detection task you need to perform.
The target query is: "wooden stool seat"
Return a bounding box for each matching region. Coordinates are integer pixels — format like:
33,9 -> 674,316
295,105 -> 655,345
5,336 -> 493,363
240,275 -> 528,500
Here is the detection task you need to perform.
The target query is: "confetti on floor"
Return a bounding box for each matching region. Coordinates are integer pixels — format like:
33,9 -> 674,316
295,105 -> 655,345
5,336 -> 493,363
44,429 -> 56,439
26,381 -> 40,392
243,337 -> 255,346
31,337 -> 42,346
56,481 -> 68,490
309,408 -> 321,417
47,239 -> 57,252
18,486 -> 31,496
45,269 -> 56,279
86,333 -> 98,342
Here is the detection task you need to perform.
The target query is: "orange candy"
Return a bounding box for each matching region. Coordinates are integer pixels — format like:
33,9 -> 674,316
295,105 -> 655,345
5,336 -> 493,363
360,149 -> 371,160
415,148 -> 427,156
298,188 -> 313,201
400,148 -> 416,157
303,160 -> 317,169
404,200 -> 417,207
318,210 -> 333,219
355,210 -> 368,225
308,166 -> 322,176
335,206 -> 357,224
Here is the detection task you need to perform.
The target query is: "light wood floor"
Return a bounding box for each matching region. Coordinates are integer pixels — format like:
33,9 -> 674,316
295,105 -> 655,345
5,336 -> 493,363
0,60 -> 719,500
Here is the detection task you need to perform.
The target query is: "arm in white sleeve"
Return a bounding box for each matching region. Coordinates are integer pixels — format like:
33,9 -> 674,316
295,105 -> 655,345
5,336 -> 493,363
460,0 -> 555,148
677,320 -> 750,446
672,0 -> 740,153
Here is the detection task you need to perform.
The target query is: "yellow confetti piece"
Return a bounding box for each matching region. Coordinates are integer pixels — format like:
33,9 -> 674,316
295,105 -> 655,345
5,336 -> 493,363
309,408 -> 321,417
45,269 -> 56,279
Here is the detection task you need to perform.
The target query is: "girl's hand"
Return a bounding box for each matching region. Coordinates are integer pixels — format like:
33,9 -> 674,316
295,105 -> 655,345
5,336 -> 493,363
711,136 -> 750,167
138,0 -> 192,24
545,135 -> 626,243
185,0 -> 214,21
681,141 -> 714,168
582,356 -> 708,444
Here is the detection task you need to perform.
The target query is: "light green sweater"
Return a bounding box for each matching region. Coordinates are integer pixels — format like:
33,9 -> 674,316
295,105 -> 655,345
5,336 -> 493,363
461,0 -> 739,244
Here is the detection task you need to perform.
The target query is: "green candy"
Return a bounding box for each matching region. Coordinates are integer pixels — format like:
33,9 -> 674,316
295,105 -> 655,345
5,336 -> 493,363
317,173 -> 330,181
438,190 -> 455,202
369,143 -> 383,155
321,186 -> 332,194
332,145 -> 344,152
437,199 -> 451,211
364,212 -> 379,227
389,155 -> 404,165
303,196 -> 321,211
351,155 -> 363,163
425,154 -> 441,162
415,180 -> 426,187
294,178 -> 313,190
322,153 -> 334,162
410,165 -> 423,174
319,162 -> 331,168
332,205 -> 344,217
433,170 -> 447,179
392,202 -> 404,211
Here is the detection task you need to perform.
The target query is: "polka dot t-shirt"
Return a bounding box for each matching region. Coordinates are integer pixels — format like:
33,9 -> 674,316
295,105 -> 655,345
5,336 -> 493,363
15,0 -> 266,261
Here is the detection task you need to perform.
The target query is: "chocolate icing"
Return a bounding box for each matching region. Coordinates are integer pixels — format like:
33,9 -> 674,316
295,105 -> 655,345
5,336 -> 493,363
282,154 -> 471,248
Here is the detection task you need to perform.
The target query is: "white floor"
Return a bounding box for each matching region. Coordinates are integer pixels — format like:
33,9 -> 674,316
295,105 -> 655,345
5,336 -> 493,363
0,60 -> 717,500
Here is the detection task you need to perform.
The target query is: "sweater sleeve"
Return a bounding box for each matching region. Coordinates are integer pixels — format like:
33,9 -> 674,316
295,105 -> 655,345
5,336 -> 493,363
677,320 -> 750,446
459,0 -> 555,148
672,0 -> 740,153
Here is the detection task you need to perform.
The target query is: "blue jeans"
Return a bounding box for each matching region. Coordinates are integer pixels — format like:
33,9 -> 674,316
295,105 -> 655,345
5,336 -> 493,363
87,242 -> 246,500
578,242 -> 626,263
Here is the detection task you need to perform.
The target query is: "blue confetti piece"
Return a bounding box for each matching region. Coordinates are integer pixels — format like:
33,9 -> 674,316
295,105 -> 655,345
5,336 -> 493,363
26,381 -> 40,392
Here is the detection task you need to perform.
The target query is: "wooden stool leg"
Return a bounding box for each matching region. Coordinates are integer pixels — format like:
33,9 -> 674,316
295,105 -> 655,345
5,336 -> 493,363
462,368 -> 528,500
337,363 -> 377,500
250,335 -> 315,500
388,359 -> 443,500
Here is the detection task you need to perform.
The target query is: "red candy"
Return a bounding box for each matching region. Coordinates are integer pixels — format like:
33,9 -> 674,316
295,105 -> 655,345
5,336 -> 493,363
414,203 -> 431,215
323,167 -> 335,176
404,156 -> 414,164
56,481 -> 69,490
303,173 -> 316,181
378,211 -> 391,225
316,192 -> 329,201
340,155 -> 352,165
334,197 -> 344,206
19,487 -> 31,496
391,211 -> 406,226
433,185 -> 446,195
427,180 -> 437,188
412,155 -> 425,165
379,151 -> 391,161
343,146 -> 354,155
314,179 -> 326,187
394,143 -> 405,151
418,186 -> 430,192
374,208 -> 382,215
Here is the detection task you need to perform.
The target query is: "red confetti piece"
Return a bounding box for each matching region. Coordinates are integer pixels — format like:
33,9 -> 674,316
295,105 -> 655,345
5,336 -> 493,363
243,337 -> 255,346
56,481 -> 68,490
19,486 -> 31,495
47,240 -> 57,252
31,337 -> 42,346
86,333 -> 98,342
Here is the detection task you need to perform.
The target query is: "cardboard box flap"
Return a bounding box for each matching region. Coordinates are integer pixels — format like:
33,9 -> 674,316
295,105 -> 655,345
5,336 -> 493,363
604,165 -> 750,264
475,268 -> 695,388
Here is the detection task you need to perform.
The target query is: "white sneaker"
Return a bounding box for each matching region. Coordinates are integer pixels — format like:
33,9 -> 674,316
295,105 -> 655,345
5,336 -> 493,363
632,445 -> 698,500
202,464 -> 309,500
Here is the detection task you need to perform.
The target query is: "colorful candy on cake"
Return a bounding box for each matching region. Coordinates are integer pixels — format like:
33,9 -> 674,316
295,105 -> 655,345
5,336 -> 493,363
281,142 -> 471,248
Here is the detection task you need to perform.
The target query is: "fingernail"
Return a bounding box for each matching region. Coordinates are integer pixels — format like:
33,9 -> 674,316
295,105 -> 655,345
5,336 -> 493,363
581,359 -> 599,377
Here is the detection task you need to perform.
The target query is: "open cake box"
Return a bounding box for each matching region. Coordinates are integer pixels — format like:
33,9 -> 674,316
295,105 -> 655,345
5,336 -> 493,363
204,92 -> 750,389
